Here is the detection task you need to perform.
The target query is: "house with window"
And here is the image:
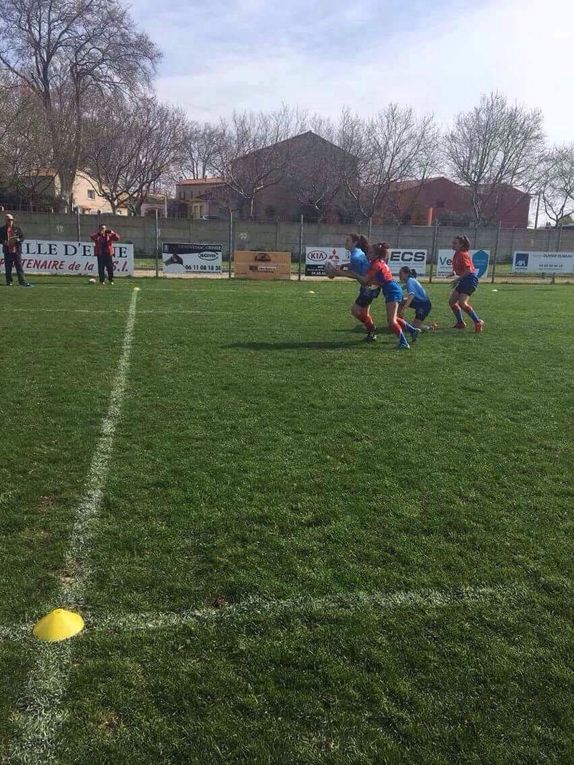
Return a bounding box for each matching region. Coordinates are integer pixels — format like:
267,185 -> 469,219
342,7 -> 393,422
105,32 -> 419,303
21,170 -> 128,214
175,178 -> 228,219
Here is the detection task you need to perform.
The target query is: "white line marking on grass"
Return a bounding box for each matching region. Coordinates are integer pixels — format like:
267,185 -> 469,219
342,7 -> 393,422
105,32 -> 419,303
94,581 -> 529,634
0,582 -> 529,647
9,288 -> 139,765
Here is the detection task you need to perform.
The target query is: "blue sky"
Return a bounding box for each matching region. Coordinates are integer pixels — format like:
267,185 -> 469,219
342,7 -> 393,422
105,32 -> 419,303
129,0 -> 573,143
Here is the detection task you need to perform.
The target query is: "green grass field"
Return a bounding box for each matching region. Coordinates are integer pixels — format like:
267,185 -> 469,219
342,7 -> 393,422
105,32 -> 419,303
1,277 -> 573,764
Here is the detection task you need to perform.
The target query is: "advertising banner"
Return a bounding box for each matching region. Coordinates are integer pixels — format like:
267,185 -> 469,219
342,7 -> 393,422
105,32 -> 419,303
162,242 -> 223,276
234,251 -> 291,280
512,251 -> 574,274
0,240 -> 134,276
436,249 -> 490,279
305,247 -> 350,276
387,249 -> 428,276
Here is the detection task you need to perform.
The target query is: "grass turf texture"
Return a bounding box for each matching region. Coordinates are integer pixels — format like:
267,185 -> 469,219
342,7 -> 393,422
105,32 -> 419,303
0,277 -> 573,764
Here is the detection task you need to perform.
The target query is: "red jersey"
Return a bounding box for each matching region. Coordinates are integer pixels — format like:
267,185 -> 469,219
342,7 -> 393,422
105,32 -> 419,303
452,249 -> 474,276
91,230 -> 119,257
366,258 -> 393,285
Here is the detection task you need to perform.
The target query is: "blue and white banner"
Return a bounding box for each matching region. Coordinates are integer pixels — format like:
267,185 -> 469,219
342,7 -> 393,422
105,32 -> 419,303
512,251 -> 574,274
436,249 -> 490,279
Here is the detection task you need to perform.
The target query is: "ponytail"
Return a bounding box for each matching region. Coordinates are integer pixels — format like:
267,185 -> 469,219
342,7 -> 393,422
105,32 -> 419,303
372,242 -> 390,260
410,268 -> 417,279
357,235 -> 370,255
456,234 -> 471,250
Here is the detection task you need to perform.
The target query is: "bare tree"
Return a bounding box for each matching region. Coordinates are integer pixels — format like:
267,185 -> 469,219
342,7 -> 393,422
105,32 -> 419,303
0,84 -> 48,203
541,145 -> 574,226
213,106 -> 308,219
338,104 -> 438,222
178,122 -> 225,181
84,97 -> 186,214
444,92 -> 545,226
0,0 -> 160,211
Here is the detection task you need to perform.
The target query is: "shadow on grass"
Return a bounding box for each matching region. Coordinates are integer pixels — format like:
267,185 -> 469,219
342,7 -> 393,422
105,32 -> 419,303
228,340 -> 366,351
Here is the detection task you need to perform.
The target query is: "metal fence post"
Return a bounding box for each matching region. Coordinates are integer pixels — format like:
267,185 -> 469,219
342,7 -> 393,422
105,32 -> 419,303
509,226 -> 517,276
396,222 -> 401,247
557,224 -> 563,251
298,214 -> 304,281
76,207 -> 81,241
154,208 -> 160,278
428,219 -> 439,283
228,210 -> 234,279
491,221 -> 501,284
368,216 -> 373,241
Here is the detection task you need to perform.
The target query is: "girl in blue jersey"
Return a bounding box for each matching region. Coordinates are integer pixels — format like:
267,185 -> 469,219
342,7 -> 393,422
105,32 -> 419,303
398,267 -> 437,331
344,233 -> 380,341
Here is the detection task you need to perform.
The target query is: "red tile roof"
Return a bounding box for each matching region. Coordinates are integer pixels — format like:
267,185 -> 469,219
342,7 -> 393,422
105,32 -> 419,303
178,178 -> 224,186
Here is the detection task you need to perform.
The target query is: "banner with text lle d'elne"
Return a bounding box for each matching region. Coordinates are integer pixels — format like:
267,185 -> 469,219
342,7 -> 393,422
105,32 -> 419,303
436,249 -> 490,279
0,240 -> 134,276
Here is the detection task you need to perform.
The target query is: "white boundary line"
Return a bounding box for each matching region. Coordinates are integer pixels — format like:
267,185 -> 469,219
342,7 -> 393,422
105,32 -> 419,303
93,582 -> 529,634
1,582 -> 529,644
9,288 -> 139,765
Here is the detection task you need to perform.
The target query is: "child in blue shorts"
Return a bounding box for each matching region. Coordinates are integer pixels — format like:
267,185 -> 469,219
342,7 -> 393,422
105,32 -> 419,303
398,267 -> 437,331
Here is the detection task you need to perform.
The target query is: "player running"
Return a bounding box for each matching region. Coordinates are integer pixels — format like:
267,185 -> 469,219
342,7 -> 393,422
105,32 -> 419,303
449,235 -> 484,332
329,242 -> 420,350
340,233 -> 380,341
398,267 -> 436,331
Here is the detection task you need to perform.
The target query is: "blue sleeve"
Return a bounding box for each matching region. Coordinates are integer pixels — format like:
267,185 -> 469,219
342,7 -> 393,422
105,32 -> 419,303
349,252 -> 362,274
406,278 -> 416,295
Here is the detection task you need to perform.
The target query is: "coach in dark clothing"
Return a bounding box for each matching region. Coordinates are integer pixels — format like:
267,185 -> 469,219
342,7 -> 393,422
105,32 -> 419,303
1,213 -> 30,286
91,224 -> 120,284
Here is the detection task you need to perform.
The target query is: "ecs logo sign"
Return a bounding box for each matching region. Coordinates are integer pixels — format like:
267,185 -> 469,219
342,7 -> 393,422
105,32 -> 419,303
388,250 -> 428,275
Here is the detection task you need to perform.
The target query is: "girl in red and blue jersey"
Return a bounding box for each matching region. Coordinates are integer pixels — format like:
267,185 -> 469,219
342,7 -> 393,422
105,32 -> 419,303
449,235 -> 484,332
331,242 -> 420,349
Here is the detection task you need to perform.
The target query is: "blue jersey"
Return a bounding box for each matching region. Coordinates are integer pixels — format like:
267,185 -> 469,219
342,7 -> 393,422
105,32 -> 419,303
405,276 -> 428,302
349,247 -> 369,276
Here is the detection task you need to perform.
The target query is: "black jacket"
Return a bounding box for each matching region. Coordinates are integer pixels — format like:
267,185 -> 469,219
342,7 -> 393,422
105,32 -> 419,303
0,224 -> 24,256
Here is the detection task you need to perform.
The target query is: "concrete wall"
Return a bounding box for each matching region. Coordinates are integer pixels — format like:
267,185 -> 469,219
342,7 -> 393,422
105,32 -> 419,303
7,211 -> 574,261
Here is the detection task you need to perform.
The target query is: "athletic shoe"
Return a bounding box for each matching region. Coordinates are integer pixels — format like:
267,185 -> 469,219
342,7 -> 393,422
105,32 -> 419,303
365,330 -> 377,342
109,280 -> 114,285
20,282 -> 33,287
452,321 -> 467,329
409,328 -> 422,343
5,282 -> 12,286
474,320 -> 485,333
397,341 -> 410,350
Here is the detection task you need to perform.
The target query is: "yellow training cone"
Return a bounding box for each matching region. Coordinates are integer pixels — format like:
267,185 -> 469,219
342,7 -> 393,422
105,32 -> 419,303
33,608 -> 85,642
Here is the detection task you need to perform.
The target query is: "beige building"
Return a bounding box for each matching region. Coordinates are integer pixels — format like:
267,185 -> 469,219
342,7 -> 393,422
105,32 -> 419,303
27,170 -> 128,215
175,178 -> 227,219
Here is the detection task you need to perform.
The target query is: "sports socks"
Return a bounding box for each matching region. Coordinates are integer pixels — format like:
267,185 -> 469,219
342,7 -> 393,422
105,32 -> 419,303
461,304 -> 481,323
451,305 -> 464,323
